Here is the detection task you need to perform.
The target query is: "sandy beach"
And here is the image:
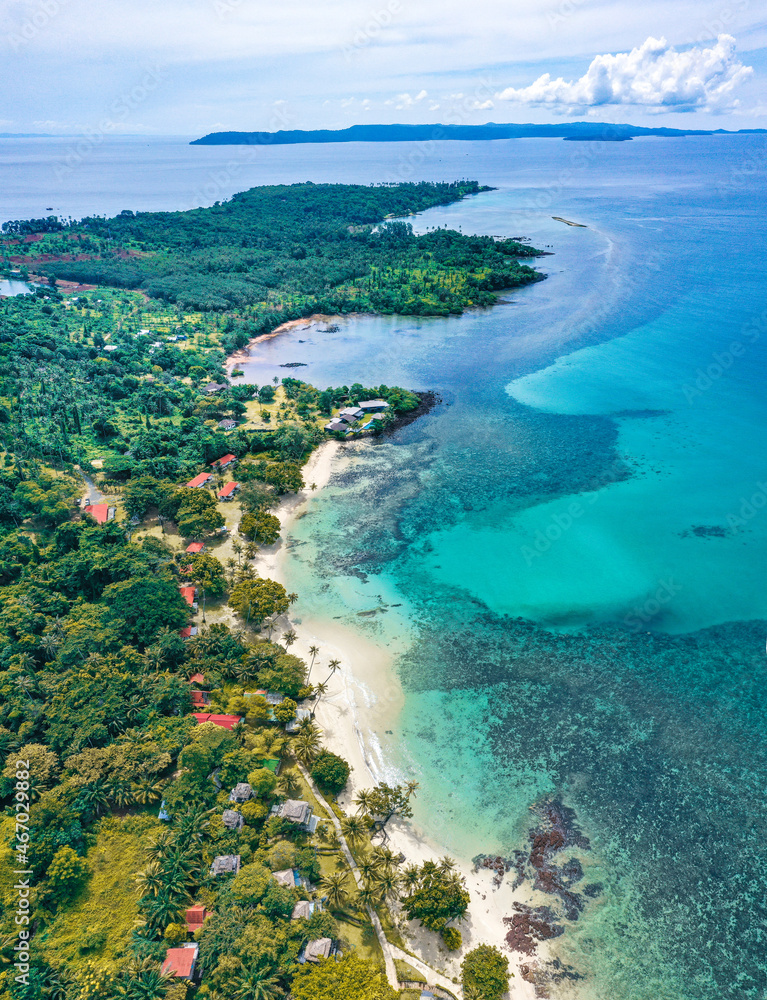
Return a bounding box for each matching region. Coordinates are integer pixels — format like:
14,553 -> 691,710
252,440 -> 541,998
226,314 -> 347,371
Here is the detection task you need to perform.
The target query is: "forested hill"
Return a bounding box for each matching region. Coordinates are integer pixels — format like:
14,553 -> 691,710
2,181 -> 544,323
190,122 -> 767,145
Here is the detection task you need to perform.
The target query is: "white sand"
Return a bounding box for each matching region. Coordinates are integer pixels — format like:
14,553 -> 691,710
252,441 -> 541,997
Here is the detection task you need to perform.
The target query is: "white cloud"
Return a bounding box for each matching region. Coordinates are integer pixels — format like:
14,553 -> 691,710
496,34 -> 752,113
393,88 -> 429,109
472,99 -> 494,110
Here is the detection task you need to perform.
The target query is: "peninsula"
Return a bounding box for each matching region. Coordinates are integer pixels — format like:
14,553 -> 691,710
190,121 -> 767,146
0,182 -> 544,1000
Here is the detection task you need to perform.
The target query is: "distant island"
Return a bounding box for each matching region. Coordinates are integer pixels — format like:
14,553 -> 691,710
191,121 -> 767,146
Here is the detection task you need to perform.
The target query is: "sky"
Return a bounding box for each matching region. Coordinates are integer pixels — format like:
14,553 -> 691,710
1,0 -> 766,135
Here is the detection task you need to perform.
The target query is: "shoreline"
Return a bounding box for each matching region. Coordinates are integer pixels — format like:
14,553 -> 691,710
226,314 -> 348,370
253,440 -> 540,998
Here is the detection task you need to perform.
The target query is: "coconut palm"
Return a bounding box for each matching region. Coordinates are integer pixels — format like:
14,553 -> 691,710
354,789 -> 374,816
438,855 -> 457,874
325,658 -> 341,683
401,864 -> 421,892
144,831 -> 174,863
376,867 -> 402,902
233,968 -> 284,1000
292,723 -> 322,766
142,890 -> 187,932
174,806 -> 214,844
341,814 -> 369,847
311,681 -> 328,713
307,644 -> 319,680
277,771 -> 301,799
281,629 -> 297,649
134,862 -> 164,898
356,883 -> 383,911
108,780 -> 135,810
319,870 -> 351,911
117,958 -> 175,1000
80,780 -> 110,818
356,857 -> 379,883
405,780 -> 420,802
233,538 -> 243,565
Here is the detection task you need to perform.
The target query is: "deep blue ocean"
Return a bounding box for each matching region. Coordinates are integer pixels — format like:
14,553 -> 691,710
3,134 -> 766,998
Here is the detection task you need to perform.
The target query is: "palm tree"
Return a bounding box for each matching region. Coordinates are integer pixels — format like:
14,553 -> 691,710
276,771 -> 301,799
376,867 -> 402,902
354,789 -> 374,816
144,831 -> 174,863
174,805 -> 214,844
233,968 -> 284,1000
319,870 -> 351,911
311,681 -> 328,713
292,728 -> 321,767
287,592 -> 298,605
341,814 -> 369,847
80,781 -> 110,818
325,658 -> 341,683
355,883 -> 383,911
135,862 -> 164,898
438,855 -> 457,874
307,644 -> 319,680
232,719 -> 248,745
108,780 -> 135,810
233,538 -> 243,565
281,629 -> 297,649
117,958 -> 175,1000
401,864 -> 421,892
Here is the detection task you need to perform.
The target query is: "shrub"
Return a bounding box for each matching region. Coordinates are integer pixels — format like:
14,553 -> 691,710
310,750 -> 351,795
442,926 -> 462,951
461,944 -> 510,1000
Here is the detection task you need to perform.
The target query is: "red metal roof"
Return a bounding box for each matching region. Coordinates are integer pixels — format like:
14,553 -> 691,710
186,473 -> 212,488
211,453 -> 236,468
189,672 -> 206,684
185,542 -> 205,553
192,713 -> 242,730
161,945 -> 198,979
85,503 -> 111,524
179,586 -> 196,607
218,481 -> 239,499
185,905 -> 207,932
191,691 -> 209,707
179,626 -> 194,639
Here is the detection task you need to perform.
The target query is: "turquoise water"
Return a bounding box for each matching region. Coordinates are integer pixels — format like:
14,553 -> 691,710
5,134 -> 767,997
274,138 -> 767,999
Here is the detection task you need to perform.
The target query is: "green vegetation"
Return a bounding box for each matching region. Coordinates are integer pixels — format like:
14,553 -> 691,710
0,182 -> 535,998
4,183 -> 542,324
461,945 -> 511,1000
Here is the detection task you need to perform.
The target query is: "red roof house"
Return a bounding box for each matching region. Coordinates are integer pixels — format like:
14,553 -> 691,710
189,672 -> 206,685
179,585 -> 197,608
161,943 -> 198,979
218,481 -> 240,500
210,454 -> 236,470
185,542 -> 205,554
192,713 -> 242,730
185,905 -> 207,934
179,626 -> 198,639
84,503 -> 116,524
191,690 -> 211,708
186,472 -> 213,489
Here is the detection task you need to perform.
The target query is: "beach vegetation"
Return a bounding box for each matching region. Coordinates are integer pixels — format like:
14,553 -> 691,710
290,952 -> 398,1000
310,749 -> 351,795
400,860 -> 470,932
460,945 -> 511,1000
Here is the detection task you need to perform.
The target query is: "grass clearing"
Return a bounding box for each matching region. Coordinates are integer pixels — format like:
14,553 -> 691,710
37,813 -> 161,971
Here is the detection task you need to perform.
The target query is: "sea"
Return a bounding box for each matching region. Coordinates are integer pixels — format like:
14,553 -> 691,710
2,133 -> 767,999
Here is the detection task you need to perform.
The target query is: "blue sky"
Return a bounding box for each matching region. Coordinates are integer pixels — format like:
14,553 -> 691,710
1,0 -> 766,135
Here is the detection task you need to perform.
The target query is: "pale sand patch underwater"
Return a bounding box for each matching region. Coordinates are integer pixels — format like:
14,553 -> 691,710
252,439 -> 541,997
